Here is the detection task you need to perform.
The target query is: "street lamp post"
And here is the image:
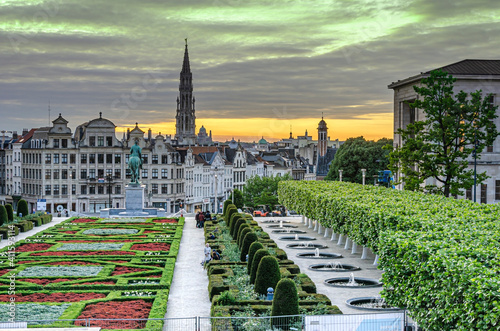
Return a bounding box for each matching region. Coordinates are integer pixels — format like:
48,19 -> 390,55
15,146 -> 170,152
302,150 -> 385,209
68,166 -> 72,215
107,175 -> 113,208
361,169 -> 366,186
473,136 -> 478,203
214,167 -> 218,214
339,169 -> 343,182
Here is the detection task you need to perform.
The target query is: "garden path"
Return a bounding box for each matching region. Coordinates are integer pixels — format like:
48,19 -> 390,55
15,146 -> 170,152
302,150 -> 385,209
165,215 -> 211,319
0,216 -> 68,250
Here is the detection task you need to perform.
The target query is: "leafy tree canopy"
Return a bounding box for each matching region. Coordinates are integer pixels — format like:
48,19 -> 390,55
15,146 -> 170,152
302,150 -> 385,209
325,136 -> 392,184
243,174 -> 291,208
388,70 -> 499,197
229,189 -> 244,208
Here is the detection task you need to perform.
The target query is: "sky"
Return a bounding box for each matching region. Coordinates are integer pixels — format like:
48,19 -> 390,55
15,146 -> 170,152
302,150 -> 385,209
1,0 -> 499,142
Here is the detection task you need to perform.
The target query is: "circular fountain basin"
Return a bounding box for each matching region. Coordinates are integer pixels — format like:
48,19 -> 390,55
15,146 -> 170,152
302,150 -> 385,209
325,277 -> 382,288
267,224 -> 298,229
261,220 -> 290,224
296,252 -> 342,259
345,297 -> 401,311
286,243 -> 327,249
308,263 -> 361,272
279,235 -> 316,241
272,229 -> 306,234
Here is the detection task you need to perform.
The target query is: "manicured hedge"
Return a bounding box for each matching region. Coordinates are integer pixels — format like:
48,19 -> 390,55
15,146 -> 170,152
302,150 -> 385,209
254,256 -> 281,295
278,180 -> 500,330
17,199 -> 29,218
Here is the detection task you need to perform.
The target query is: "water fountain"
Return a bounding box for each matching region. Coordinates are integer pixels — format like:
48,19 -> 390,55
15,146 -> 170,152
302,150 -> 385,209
345,297 -> 401,311
261,219 -> 290,224
296,250 -> 342,259
324,275 -> 382,288
267,224 -> 297,229
272,229 -> 306,234
308,262 -> 361,272
286,242 -> 327,249
279,235 -> 316,241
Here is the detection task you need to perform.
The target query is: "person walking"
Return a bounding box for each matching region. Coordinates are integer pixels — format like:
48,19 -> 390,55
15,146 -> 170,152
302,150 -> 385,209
198,212 -> 205,228
202,243 -> 211,268
195,211 -> 200,228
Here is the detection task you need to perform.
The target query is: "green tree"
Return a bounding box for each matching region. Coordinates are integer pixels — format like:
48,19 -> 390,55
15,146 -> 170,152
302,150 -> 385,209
325,137 -> 392,183
254,256 -> 281,295
388,70 -> 499,197
17,199 -> 29,218
229,189 -> 244,208
243,174 -> 292,208
271,278 -> 299,325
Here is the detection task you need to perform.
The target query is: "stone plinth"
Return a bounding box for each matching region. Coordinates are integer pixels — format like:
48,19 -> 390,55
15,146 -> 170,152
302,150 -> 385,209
125,184 -> 145,210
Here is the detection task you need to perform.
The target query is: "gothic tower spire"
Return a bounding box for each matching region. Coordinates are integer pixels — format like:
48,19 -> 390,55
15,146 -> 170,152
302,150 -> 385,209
175,39 -> 197,145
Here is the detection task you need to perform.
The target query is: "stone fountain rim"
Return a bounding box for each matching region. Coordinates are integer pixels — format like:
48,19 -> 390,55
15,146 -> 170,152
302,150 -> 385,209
308,263 -> 361,272
296,252 -> 343,259
324,276 -> 383,288
279,236 -> 317,241
266,224 -> 298,228
345,297 -> 403,311
272,229 -> 307,233
286,243 -> 328,249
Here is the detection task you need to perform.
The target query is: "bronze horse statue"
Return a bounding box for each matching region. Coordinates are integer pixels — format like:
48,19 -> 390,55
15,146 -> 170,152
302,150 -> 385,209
128,140 -> 142,184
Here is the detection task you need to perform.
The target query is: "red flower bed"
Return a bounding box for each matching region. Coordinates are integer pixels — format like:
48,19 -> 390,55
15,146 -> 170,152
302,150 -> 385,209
76,300 -> 152,329
153,219 -> 178,223
111,266 -> 149,276
17,260 -> 37,264
30,251 -> 136,256
60,231 -> 78,234
143,230 -> 161,233
16,243 -> 53,252
44,261 -> 101,266
19,278 -> 72,285
61,240 -> 140,243
74,281 -> 116,286
0,270 -> 12,276
71,219 -> 96,223
131,243 -> 170,251
0,292 -> 106,302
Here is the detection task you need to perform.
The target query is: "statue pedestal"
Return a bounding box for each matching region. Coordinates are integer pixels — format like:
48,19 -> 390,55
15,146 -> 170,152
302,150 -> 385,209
125,184 -> 145,210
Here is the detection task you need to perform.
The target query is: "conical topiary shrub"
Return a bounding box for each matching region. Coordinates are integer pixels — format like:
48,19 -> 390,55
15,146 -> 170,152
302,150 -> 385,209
0,205 -> 7,226
223,200 -> 232,216
225,205 -> 237,223
271,278 -> 299,328
229,213 -> 241,235
247,242 -> 264,274
17,199 -> 29,218
240,232 -> 258,262
237,226 -> 251,248
5,204 -> 13,222
254,255 -> 281,296
250,248 -> 269,284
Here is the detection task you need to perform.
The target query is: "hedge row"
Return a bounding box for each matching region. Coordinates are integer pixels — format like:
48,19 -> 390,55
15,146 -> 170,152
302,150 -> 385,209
278,180 -> 500,330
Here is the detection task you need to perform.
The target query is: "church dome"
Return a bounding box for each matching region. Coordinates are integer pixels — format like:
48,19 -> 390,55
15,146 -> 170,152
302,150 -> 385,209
228,137 -> 238,149
258,136 -> 268,144
199,125 -> 206,134
317,118 -> 328,130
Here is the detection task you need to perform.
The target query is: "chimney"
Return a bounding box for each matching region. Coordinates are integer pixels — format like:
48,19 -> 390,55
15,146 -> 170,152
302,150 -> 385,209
12,131 -> 18,140
22,128 -> 28,136
148,128 -> 152,141
127,128 -> 130,140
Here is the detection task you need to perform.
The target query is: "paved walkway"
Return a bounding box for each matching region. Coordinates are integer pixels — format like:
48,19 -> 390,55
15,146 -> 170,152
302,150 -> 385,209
0,216 -> 69,250
165,216 -> 211,319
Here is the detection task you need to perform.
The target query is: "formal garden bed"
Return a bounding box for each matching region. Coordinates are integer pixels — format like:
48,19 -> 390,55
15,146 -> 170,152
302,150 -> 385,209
0,216 -> 183,330
279,180 -> 500,330
204,202 -> 341,323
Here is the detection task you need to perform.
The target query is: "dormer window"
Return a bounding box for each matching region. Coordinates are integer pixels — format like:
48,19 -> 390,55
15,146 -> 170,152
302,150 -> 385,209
53,139 -> 59,148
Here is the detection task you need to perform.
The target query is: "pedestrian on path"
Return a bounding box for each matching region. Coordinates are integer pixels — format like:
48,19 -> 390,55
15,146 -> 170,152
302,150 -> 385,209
195,212 -> 200,228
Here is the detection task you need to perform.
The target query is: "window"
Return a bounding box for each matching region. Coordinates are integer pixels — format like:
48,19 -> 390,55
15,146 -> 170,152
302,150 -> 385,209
81,169 -> 87,180
481,184 -> 487,204
142,169 -> 148,178
81,154 -> 87,164
487,146 -> 494,152
115,185 -> 121,194
45,154 -> 51,164
496,180 -> 500,200
162,155 -> 168,164
152,155 -> 158,164
115,154 -> 121,164
98,136 -> 104,146
106,168 -> 113,176
62,153 -> 68,164
61,184 -> 67,195
89,185 -> 95,194
45,169 -> 51,179
89,169 -> 96,179
70,154 -> 76,164
81,185 -> 87,195
72,169 -> 76,180
89,154 -> 95,164
126,154 -> 130,163
106,136 -> 113,146
98,185 -> 104,194
53,154 -> 59,164
62,169 -> 68,179
45,185 -> 51,195
72,184 -> 76,195
98,154 -> 104,164
98,169 -> 104,178
114,169 -> 121,179
152,169 -> 158,179
53,184 -> 60,195
142,154 -> 148,164
106,154 -> 113,163
53,139 -> 59,148
62,139 -> 68,148
89,136 -> 96,146
161,184 -> 168,194
161,169 -> 168,179
152,183 -> 158,194
126,168 -> 131,178
53,170 -> 59,179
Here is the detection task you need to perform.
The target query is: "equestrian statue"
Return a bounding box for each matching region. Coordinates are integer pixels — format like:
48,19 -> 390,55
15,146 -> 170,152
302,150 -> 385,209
128,140 -> 143,184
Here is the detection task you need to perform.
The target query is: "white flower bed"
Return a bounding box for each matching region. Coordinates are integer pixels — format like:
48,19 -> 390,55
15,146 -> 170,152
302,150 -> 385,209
0,303 -> 70,324
82,228 -> 138,235
17,266 -> 104,277
57,243 -> 125,251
